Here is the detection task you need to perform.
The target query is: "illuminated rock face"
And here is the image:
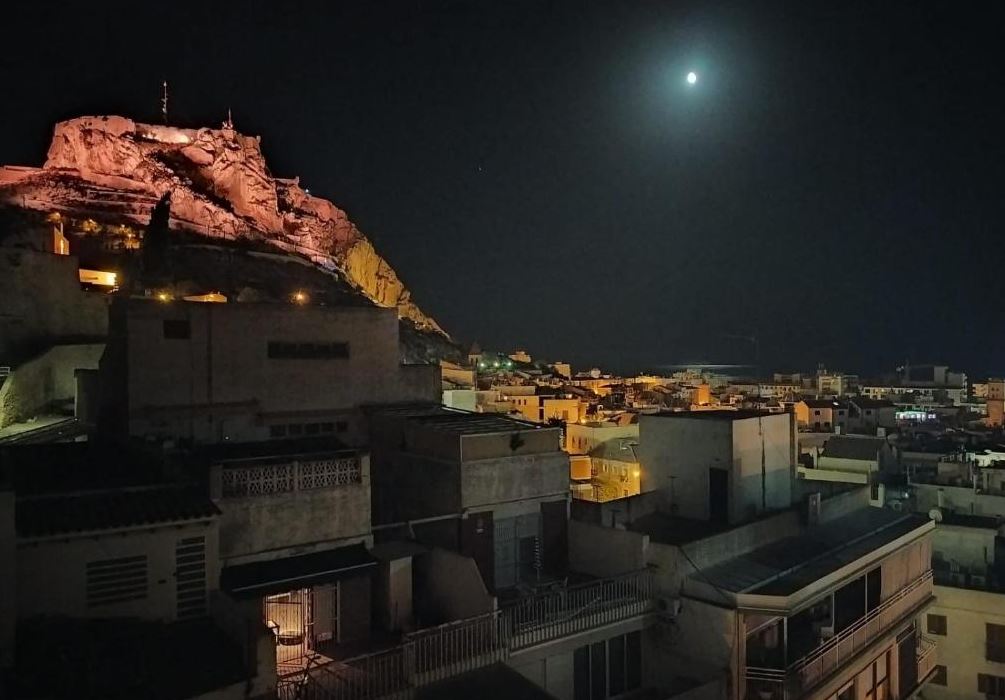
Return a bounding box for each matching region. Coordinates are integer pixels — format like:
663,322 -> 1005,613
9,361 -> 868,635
0,116 -> 443,334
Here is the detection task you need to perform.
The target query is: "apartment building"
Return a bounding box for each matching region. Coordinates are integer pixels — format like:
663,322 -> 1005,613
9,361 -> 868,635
368,406 -> 569,592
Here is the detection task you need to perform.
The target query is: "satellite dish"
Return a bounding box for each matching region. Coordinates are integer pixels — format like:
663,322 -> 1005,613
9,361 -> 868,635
928,508 -> 943,522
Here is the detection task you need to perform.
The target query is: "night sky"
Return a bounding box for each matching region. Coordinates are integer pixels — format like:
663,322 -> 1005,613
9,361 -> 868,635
3,1 -> 1003,377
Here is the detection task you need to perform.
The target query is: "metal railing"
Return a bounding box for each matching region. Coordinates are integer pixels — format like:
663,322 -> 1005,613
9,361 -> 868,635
505,568 -> 657,650
745,570 -> 934,697
917,634 -> 937,682
280,569 -> 656,699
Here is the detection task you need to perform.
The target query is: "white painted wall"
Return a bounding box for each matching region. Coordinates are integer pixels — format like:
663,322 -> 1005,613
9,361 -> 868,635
924,585 -> 1005,700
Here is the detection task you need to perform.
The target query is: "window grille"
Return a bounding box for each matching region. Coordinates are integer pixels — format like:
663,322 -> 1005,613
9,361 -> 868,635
222,463 -> 294,497
298,458 -> 361,490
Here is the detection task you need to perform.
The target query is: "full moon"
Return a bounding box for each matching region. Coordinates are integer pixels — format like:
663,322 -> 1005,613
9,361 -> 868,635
687,71 -> 698,85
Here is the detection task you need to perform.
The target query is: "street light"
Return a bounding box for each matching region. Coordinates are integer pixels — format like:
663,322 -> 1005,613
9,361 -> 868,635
687,71 -> 698,85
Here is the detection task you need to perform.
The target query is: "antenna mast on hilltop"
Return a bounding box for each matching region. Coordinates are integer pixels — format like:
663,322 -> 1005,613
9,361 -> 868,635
161,80 -> 169,123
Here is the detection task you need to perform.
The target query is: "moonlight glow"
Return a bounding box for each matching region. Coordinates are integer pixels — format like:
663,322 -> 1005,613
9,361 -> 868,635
687,71 -> 698,85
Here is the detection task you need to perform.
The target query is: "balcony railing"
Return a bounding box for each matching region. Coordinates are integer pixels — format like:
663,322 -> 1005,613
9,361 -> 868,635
917,634 -> 937,683
221,456 -> 361,498
279,569 -> 656,700
505,568 -> 657,650
745,570 -> 934,698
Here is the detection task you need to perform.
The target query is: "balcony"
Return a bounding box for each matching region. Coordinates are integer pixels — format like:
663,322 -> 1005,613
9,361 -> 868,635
917,635 -> 937,685
277,569 -> 656,700
746,570 -> 934,699
213,453 -> 370,559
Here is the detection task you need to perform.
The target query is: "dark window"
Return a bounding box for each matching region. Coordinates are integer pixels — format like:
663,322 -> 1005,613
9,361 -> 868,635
988,623 -> 1005,662
864,651 -> 889,700
927,614 -> 947,636
870,483 -> 880,500
268,341 -> 349,359
931,665 -> 947,686
320,422 -> 335,433
335,421 -> 348,433
978,673 -> 1005,696
288,423 -> 303,436
574,646 -> 590,700
814,409 -> 821,416
609,634 -> 625,696
625,630 -> 642,691
837,683 -> 855,700
866,567 -> 882,612
269,424 -> 287,438
163,319 -> 190,339
305,422 -> 321,436
866,409 -> 873,415
590,641 -> 606,700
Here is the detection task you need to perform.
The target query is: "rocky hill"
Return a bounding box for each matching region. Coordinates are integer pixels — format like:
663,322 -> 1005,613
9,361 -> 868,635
0,115 -> 444,335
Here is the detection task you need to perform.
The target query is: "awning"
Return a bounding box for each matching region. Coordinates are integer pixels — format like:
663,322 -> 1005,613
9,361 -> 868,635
221,543 -> 377,598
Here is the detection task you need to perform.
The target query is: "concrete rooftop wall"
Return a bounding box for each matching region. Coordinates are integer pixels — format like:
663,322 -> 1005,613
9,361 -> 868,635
213,455 -> 372,562
461,451 -> 569,510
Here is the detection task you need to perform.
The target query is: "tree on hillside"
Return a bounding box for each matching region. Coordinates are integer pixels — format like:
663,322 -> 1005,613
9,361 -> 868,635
141,192 -> 172,282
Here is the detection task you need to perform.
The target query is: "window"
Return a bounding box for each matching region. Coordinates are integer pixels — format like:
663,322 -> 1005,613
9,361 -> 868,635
814,409 -> 821,416
573,632 -> 641,700
988,623 -> 1005,662
267,341 -> 349,359
335,421 -> 348,433
864,651 -> 889,700
978,673 -> 1005,696
931,665 -> 947,686
163,319 -> 190,339
870,483 -> 880,501
86,555 -> 148,607
928,614 -> 947,636
320,422 -> 335,433
837,682 -> 855,700
305,422 -> 320,436
288,423 -> 303,436
269,424 -> 287,438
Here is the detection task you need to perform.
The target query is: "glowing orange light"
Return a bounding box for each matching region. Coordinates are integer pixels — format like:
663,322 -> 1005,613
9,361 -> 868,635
292,291 -> 308,304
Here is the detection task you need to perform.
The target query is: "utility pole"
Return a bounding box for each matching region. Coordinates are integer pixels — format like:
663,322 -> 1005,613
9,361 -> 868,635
161,80 -> 169,124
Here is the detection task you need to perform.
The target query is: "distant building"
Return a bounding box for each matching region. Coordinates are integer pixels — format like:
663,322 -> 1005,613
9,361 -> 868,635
987,378 -> 1005,428
508,349 -> 532,363
550,361 -> 571,379
795,399 -> 852,432
816,368 -> 859,396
